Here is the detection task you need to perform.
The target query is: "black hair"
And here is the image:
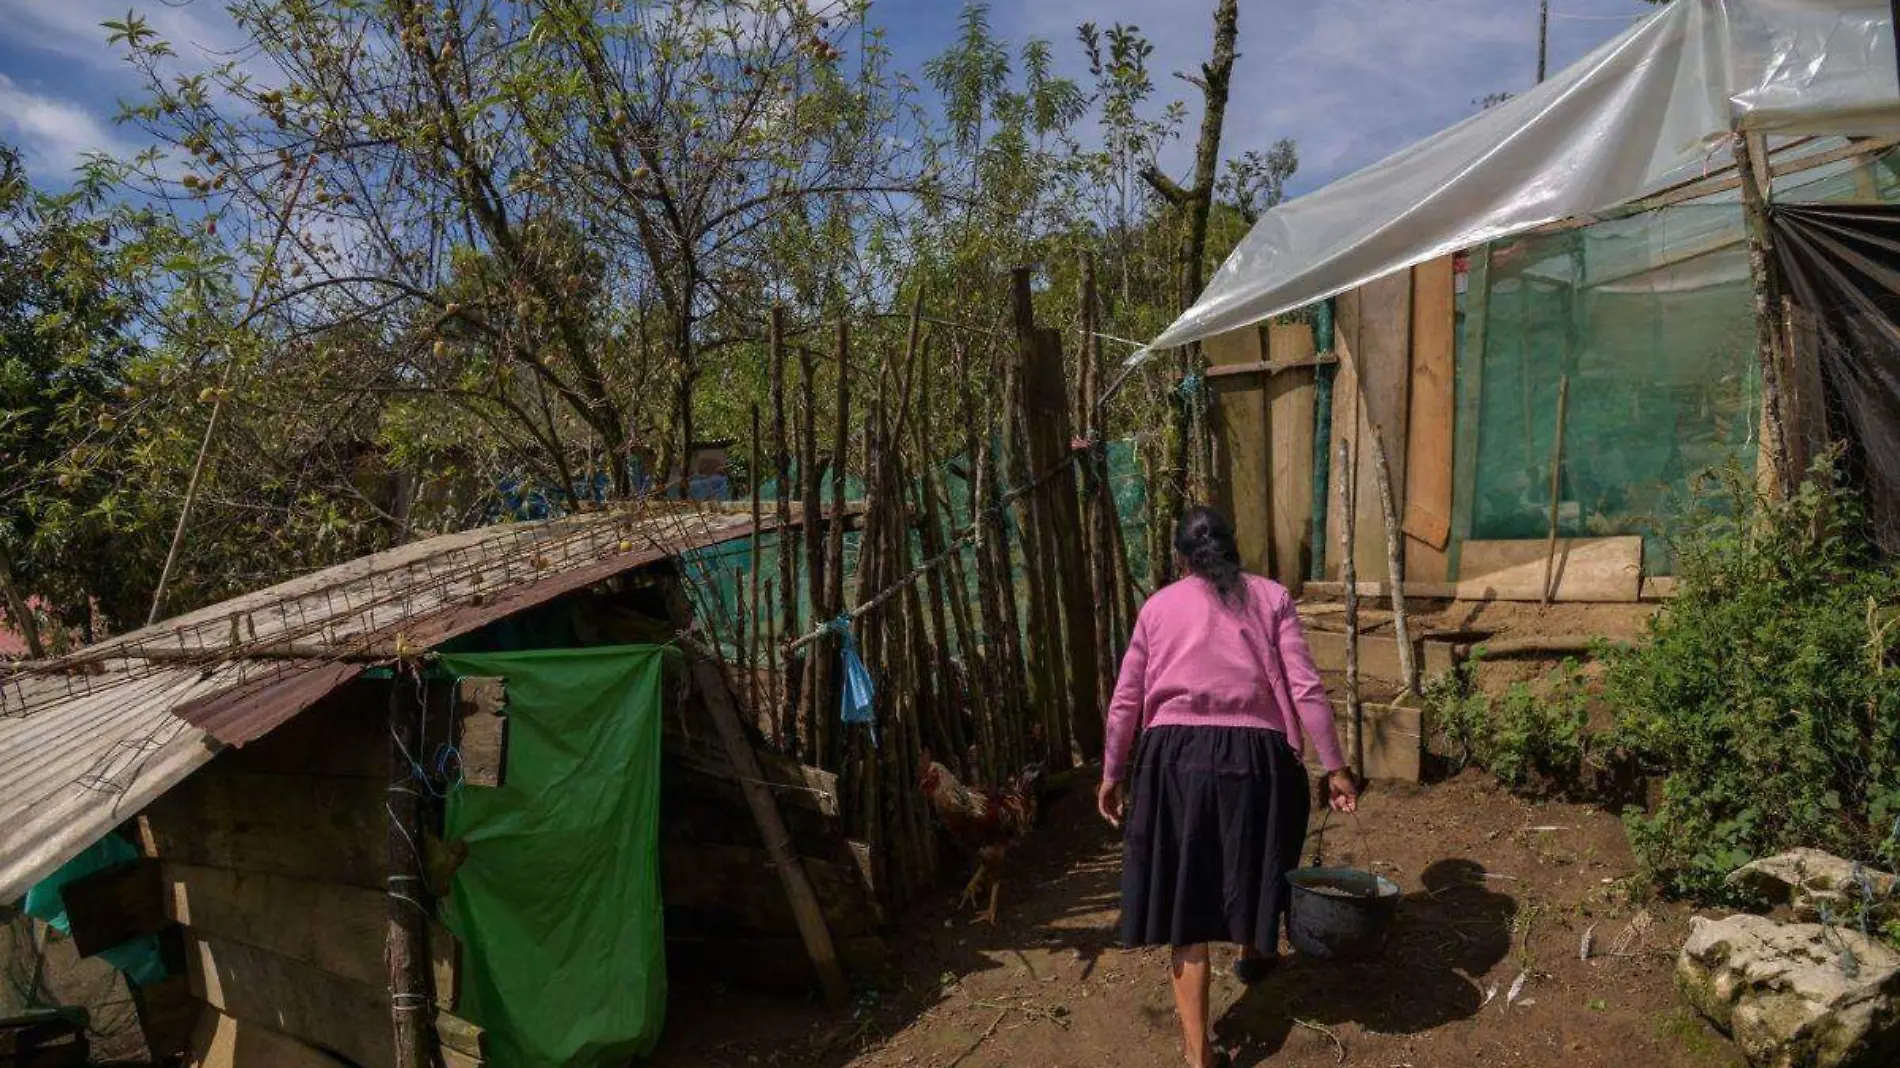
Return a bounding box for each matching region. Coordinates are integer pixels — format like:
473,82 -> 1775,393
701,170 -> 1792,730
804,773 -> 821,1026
1174,505 -> 1246,606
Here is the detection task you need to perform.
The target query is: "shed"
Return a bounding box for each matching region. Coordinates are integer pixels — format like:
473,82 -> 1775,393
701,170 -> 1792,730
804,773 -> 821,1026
0,501 -> 877,1067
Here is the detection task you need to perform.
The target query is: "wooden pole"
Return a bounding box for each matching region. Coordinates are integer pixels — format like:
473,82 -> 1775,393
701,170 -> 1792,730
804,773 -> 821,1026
688,651 -> 851,1009
771,308 -> 801,753
1337,440 -> 1363,779
1079,252 -> 1119,719
1540,374 -> 1570,607
1367,430 -> 1417,693
749,403 -> 765,727
384,668 -> 434,1068
1734,130 -> 1795,498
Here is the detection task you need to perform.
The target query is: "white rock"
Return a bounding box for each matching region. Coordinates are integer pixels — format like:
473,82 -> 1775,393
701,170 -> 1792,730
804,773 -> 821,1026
1676,914 -> 1900,1068
1727,850 -> 1898,925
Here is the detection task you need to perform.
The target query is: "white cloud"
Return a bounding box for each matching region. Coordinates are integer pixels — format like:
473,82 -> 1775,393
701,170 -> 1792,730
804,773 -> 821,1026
0,73 -> 134,177
1001,0 -> 1655,195
2,0 -> 244,71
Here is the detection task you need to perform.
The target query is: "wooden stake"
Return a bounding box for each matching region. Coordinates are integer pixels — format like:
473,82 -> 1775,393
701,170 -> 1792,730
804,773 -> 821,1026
1540,374 -> 1570,607
771,308 -> 801,753
749,402 -> 765,725
1337,441 -> 1363,779
1734,130 -> 1795,499
1367,430 -> 1417,694
689,651 -> 851,1009
384,669 -> 434,1068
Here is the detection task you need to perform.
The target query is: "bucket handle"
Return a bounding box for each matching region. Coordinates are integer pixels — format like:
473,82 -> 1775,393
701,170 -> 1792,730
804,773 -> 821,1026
1307,806 -> 1372,869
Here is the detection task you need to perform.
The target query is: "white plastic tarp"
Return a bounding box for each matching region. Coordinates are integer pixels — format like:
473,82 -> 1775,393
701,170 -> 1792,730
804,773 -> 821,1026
1146,0 -> 1900,354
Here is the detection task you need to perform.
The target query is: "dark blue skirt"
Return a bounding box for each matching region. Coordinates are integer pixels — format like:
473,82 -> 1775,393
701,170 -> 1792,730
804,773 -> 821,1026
1119,725 -> 1312,953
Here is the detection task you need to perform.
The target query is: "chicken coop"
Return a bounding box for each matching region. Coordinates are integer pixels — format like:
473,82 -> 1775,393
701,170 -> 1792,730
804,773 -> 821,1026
0,503 -> 889,1068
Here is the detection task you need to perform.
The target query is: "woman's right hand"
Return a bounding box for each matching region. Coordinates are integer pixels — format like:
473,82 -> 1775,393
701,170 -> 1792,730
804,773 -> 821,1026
1326,768 -> 1360,813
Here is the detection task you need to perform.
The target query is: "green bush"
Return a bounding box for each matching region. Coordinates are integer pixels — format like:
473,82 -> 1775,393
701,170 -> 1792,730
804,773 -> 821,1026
1425,657 -> 1596,793
1604,462 -> 1900,902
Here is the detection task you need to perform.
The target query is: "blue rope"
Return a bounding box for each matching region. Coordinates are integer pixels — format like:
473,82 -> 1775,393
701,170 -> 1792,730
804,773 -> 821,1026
1177,373 -> 1203,397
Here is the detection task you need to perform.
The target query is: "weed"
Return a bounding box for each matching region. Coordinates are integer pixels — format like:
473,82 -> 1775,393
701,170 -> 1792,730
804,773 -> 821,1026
1605,460 -> 1900,902
1424,657 -> 1598,795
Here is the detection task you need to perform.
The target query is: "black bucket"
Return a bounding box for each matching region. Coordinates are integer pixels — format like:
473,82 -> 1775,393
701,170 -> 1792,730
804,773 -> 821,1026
1287,867 -> 1400,961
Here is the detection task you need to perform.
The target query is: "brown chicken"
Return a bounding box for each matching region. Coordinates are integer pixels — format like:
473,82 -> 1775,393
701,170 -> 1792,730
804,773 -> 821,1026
918,754 -> 1044,925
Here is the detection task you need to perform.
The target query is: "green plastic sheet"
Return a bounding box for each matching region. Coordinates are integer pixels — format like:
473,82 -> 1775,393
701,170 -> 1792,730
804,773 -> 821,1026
438,646 -> 673,1068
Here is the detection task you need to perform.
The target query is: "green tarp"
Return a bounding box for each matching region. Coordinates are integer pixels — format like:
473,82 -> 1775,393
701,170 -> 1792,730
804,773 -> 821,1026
438,646 -> 672,1067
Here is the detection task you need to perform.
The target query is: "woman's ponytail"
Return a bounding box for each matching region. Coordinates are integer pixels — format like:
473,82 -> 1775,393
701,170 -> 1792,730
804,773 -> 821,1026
1174,505 -> 1246,607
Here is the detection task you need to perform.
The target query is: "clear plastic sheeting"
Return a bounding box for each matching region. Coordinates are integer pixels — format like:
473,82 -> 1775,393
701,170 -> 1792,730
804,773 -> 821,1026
1148,0 -> 1900,354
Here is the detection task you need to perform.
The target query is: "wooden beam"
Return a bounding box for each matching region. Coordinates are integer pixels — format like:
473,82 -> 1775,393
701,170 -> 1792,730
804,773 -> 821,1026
1203,354 -> 1340,379
384,676 -> 433,1068
686,651 -> 851,1010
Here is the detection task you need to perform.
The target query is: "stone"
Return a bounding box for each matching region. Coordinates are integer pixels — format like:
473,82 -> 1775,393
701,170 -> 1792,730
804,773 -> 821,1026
1676,914 -> 1900,1068
1727,850 -> 1899,925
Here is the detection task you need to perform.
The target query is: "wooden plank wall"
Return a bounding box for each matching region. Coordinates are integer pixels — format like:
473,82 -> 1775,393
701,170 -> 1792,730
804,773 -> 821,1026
1205,323 -> 1317,592
1204,326 -> 1273,576
134,682 -> 481,1068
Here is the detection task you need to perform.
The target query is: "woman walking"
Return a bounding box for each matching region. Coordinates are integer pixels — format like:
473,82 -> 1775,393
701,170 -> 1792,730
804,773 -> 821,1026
1098,506 -> 1358,1068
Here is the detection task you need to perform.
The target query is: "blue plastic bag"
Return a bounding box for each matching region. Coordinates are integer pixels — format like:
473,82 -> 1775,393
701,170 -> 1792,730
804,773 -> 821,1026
830,617 -> 877,747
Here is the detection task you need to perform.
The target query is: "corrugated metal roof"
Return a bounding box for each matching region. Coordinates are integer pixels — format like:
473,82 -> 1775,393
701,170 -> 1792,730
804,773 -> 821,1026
0,502 -> 773,903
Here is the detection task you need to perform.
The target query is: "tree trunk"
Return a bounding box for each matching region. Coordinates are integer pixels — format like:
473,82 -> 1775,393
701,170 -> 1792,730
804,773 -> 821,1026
0,545 -> 45,660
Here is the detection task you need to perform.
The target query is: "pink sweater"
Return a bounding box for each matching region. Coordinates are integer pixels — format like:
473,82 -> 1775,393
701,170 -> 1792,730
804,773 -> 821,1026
1103,573 -> 1345,783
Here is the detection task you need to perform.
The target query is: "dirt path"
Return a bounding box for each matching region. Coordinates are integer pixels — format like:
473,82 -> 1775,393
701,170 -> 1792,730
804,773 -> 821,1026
656,772 -> 1743,1068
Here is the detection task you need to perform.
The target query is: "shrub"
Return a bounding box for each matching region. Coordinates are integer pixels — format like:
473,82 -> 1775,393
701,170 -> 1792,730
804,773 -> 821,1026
1604,461 -> 1900,902
1424,656 -> 1596,794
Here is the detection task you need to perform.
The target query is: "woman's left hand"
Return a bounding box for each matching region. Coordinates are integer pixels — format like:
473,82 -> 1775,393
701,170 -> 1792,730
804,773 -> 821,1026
1326,768 -> 1359,813
1096,779 -> 1125,828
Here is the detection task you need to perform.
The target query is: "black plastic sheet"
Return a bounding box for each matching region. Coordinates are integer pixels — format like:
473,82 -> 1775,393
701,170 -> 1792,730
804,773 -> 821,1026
1771,203 -> 1900,549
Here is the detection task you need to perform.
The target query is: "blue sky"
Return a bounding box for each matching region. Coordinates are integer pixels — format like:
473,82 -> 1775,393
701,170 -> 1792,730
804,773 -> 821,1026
0,0 -> 1658,197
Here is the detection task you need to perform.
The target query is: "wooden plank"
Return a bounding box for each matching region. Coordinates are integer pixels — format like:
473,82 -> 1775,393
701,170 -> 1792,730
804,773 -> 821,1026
1405,257 -> 1456,553
1304,629 -> 1456,685
1354,270 -> 1413,580
139,768 -> 388,889
162,863 -> 458,1007
453,677 -> 508,788
130,974 -> 200,1064
1201,323 -> 1264,368
1448,245 -> 1490,580
1454,537 -> 1643,602
188,934 -> 390,1068
1327,289 -> 1363,581
1211,374 -> 1272,575
1302,700 -> 1422,783
188,1007 -> 349,1068
1204,325 -> 1272,575
1266,367 -> 1316,590
61,858 -> 165,958
1202,354 -> 1337,379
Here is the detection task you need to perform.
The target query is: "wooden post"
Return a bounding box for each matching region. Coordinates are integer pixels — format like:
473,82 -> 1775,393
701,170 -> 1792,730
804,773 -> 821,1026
749,403 -> 765,723
384,669 -> 434,1068
1337,441 -> 1363,778
1367,430 -> 1417,694
687,652 -> 851,1010
771,308 -> 801,753
1734,130 -> 1795,498
1540,374 -> 1570,607
1079,252 -> 1119,719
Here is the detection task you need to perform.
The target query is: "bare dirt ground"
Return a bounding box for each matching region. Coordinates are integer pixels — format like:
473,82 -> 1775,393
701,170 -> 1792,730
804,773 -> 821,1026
655,771 -> 1742,1068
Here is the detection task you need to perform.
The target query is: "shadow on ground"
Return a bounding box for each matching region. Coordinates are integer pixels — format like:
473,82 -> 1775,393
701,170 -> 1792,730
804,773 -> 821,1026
1214,857 -> 1517,1065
